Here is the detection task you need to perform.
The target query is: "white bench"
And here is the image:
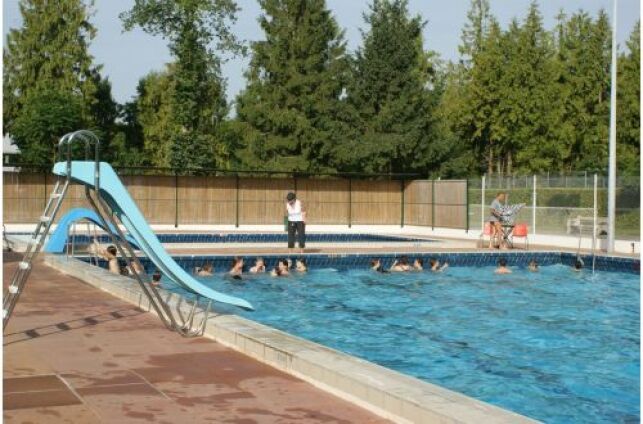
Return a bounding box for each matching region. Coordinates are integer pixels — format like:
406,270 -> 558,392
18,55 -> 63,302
566,216 -> 608,237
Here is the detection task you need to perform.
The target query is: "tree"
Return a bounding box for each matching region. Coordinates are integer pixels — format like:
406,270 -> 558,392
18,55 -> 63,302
345,0 -> 439,174
121,0 -> 243,169
134,68 -> 180,167
3,0 -> 110,145
551,9 -> 611,172
11,89 -> 84,165
459,0 -> 492,65
499,3 -> 558,174
617,21 -> 640,176
235,0 -> 350,172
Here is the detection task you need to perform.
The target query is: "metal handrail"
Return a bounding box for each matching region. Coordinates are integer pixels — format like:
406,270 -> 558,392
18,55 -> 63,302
57,130 -> 101,191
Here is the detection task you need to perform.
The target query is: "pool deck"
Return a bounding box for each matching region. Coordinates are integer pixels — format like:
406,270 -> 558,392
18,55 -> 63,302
3,252 -> 390,424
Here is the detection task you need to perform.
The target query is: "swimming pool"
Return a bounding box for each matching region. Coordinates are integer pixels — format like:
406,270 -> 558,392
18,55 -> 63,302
155,258 -> 639,424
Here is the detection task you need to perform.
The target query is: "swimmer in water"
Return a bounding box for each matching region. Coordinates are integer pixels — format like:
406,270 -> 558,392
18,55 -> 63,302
229,257 -> 244,280
528,259 -> 539,272
295,258 -> 308,272
390,256 -> 411,272
495,258 -> 512,274
249,258 -> 266,274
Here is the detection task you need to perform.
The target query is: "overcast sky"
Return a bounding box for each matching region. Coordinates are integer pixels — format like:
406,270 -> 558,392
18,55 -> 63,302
3,0 -> 640,105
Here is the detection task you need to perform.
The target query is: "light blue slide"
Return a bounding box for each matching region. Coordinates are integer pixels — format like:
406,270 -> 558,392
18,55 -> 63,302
53,161 -> 254,311
44,208 -> 141,253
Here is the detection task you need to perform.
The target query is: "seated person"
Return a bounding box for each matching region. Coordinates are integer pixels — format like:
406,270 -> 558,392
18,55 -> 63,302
528,259 -> 539,272
195,262 -> 214,276
249,258 -> 266,274
295,258 -> 308,272
370,258 -> 388,273
495,258 -> 512,274
390,256 -> 411,272
229,257 -> 244,280
429,258 -> 449,272
413,258 -> 424,271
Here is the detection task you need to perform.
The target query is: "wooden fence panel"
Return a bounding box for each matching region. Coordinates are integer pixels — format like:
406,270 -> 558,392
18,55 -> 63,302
177,176 -> 236,225
404,180 -> 433,226
3,172 -> 468,228
433,180 -> 467,229
296,178 -> 350,224
351,180 -> 401,225
238,177 -> 294,225
3,173 -> 46,223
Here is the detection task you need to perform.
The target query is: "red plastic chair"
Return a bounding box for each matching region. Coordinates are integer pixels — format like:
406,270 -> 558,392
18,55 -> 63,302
478,222 -> 494,248
512,223 -> 529,250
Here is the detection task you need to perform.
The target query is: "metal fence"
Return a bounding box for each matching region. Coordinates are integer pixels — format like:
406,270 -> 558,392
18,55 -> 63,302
468,174 -> 640,241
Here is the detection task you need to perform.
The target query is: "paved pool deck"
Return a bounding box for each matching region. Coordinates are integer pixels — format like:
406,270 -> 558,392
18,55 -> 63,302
3,252 -> 390,424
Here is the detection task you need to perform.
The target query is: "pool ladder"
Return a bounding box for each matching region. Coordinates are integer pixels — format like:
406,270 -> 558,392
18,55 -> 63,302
3,130 -> 211,337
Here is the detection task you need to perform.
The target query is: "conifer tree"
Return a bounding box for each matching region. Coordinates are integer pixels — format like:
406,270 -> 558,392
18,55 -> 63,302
551,9 -> 611,172
235,0 -> 350,172
345,0 -> 438,174
3,0 -> 113,162
617,21 -> 640,176
498,3 -> 557,173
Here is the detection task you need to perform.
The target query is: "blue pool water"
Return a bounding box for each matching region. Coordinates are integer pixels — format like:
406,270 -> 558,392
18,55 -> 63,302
165,264 -> 639,423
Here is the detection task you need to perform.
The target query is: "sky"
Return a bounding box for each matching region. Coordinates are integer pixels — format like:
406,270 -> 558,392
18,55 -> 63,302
3,0 -> 640,105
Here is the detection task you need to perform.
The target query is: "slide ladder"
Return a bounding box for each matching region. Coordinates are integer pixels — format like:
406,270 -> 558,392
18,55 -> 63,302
4,130 -> 251,336
3,175 -> 70,329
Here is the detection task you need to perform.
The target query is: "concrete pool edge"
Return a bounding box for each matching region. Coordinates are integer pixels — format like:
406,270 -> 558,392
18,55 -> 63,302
43,254 -> 538,424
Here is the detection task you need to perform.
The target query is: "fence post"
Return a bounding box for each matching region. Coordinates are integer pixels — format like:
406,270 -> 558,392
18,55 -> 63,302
480,174 -> 486,232
235,174 -> 240,228
43,172 -> 48,209
348,178 -> 352,228
592,173 -> 597,261
174,171 -> 179,228
532,175 -> 537,236
431,180 -> 435,230
465,179 -> 469,233
400,179 -> 405,228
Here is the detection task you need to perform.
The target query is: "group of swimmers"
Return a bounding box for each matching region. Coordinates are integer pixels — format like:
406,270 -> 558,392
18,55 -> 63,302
194,257 -> 308,280
495,258 -> 584,274
370,256 -> 449,273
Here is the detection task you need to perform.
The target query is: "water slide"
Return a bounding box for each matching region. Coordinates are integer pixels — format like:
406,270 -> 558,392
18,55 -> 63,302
44,208 -> 141,253
53,161 -> 254,311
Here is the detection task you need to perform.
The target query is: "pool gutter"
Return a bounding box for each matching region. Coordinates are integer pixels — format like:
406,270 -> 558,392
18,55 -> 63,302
44,254 -> 539,424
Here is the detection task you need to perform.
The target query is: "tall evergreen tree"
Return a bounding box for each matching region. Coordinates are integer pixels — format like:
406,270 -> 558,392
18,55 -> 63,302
551,9 -> 611,172
235,0 -> 350,172
459,0 -> 492,65
3,0 -> 114,162
121,0 -> 243,169
499,4 -> 558,173
617,21 -> 640,176
345,0 -> 438,174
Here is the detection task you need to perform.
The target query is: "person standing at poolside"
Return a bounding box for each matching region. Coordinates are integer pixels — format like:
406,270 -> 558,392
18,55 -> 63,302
489,192 -> 507,249
286,192 -> 306,253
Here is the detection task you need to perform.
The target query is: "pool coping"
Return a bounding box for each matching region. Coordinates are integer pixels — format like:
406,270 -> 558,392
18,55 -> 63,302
43,254 -> 539,424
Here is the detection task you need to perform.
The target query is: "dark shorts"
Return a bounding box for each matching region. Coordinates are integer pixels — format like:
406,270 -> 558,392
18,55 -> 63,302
287,221 -> 306,248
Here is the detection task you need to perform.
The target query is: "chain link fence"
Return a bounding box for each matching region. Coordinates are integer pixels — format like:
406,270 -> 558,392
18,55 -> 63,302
468,174 -> 640,241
